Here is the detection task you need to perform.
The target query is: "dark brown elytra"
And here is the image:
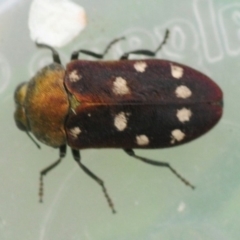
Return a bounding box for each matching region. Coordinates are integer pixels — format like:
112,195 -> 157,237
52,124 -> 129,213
14,30 -> 223,213
65,59 -> 222,149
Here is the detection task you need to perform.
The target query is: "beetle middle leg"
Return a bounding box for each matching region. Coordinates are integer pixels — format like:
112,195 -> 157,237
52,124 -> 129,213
39,145 -> 67,202
71,36 -> 125,60
120,29 -> 169,60
124,148 -> 195,190
71,149 -> 116,214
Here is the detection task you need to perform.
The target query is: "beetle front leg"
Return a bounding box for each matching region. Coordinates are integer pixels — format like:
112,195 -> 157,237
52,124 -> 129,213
36,43 -> 62,64
124,148 -> 195,190
71,149 -> 116,214
39,144 -> 67,202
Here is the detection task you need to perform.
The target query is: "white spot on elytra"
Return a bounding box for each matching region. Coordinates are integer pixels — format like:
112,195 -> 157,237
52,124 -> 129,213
71,108 -> 77,115
114,112 -> 128,131
175,85 -> 192,99
69,127 -> 81,139
136,135 -> 149,146
112,77 -> 130,95
69,70 -> 81,82
177,108 -> 192,123
134,61 -> 147,72
171,129 -> 185,144
171,64 -> 184,79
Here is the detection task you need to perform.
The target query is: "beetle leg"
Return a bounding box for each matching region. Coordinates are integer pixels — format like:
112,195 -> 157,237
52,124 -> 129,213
124,148 -> 195,190
39,145 -> 67,202
36,43 -> 61,64
120,29 -> 169,60
71,36 -> 125,60
71,149 -> 116,214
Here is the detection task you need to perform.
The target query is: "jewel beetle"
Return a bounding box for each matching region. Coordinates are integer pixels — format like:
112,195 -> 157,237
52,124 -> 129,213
14,30 -> 223,213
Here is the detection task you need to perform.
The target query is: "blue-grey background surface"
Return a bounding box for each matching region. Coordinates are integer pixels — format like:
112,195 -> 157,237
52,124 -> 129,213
0,0 -> 239,239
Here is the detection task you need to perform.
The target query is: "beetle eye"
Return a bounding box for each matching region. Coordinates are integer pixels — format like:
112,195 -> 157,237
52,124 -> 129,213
14,106 -> 29,131
15,119 -> 27,131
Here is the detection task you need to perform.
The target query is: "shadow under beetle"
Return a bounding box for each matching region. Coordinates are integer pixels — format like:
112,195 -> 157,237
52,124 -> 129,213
14,30 -> 223,213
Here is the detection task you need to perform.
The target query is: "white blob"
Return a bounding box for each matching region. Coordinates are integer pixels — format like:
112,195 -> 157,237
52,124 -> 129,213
175,85 -> 192,99
69,127 -> 81,139
170,64 -> 184,79
136,135 -> 149,146
171,129 -> 185,144
134,61 -> 147,72
112,77 -> 130,95
177,108 -> 192,123
177,202 -> 186,212
29,0 -> 87,47
114,112 -> 128,131
69,70 -> 81,82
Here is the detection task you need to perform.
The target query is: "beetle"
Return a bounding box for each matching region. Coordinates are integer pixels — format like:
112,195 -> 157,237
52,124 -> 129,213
14,30 -> 223,213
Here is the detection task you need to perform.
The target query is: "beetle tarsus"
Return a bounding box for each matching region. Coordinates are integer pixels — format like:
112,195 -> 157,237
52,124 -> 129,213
71,149 -> 116,214
168,165 -> 195,190
123,148 -> 195,190
38,145 -> 66,202
39,175 -> 44,203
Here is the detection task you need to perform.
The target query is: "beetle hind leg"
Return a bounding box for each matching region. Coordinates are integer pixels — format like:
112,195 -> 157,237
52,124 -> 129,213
39,145 -> 67,202
120,29 -> 169,60
124,148 -> 195,190
71,149 -> 116,214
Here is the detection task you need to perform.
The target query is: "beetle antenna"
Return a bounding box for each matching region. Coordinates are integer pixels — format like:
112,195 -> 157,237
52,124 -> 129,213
36,43 -> 61,64
26,131 -> 41,149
